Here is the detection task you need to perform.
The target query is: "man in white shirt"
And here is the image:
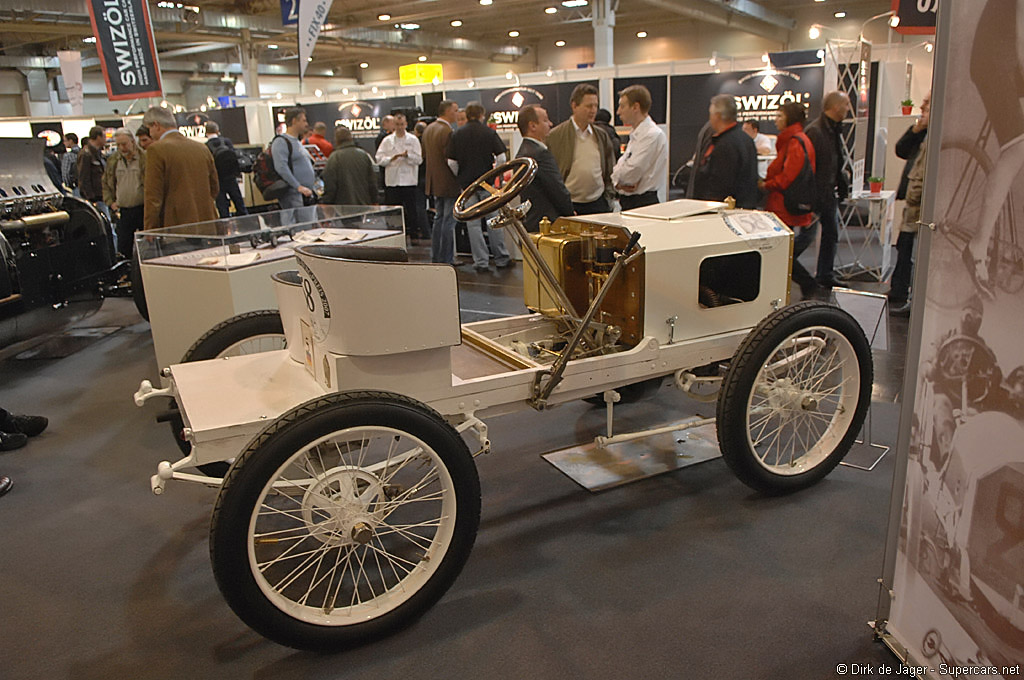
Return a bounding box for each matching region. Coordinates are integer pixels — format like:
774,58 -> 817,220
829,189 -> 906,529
547,83 -> 616,215
611,84 -> 668,211
375,112 -> 423,239
743,120 -> 774,155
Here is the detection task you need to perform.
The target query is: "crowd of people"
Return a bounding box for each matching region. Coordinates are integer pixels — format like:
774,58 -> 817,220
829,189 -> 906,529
34,85 -> 925,301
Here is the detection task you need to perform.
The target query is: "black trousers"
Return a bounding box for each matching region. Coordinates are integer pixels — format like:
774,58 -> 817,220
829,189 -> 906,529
889,230 -> 917,303
385,185 -> 420,238
619,190 -> 659,211
116,205 -> 144,259
573,196 -> 611,215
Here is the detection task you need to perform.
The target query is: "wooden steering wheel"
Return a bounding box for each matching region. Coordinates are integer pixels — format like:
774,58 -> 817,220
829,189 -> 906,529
453,157 -> 537,221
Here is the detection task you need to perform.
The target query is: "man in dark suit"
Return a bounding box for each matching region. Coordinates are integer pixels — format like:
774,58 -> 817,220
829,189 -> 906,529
515,104 -> 573,233
142,105 -> 218,230
692,94 -> 759,209
422,100 -> 462,264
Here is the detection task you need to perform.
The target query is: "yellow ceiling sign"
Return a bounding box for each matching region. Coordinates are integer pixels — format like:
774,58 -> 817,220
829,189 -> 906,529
399,63 -> 443,86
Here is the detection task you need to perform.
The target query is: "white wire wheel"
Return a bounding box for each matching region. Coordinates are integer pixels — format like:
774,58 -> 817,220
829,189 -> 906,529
716,301 -> 873,494
210,391 -> 480,651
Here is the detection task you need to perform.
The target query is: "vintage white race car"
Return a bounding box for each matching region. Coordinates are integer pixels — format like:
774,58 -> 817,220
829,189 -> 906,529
134,158 -> 873,651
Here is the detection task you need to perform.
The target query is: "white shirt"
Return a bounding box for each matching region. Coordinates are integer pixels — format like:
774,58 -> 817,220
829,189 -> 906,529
611,115 -> 668,196
375,132 -> 422,187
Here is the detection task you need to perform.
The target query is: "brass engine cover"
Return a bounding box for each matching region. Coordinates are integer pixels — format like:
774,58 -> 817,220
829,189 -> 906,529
523,217 -> 645,348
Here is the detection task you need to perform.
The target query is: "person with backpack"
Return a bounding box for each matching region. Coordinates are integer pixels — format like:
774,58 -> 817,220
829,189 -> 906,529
760,102 -> 818,298
272,107 -> 316,210
205,121 -> 248,218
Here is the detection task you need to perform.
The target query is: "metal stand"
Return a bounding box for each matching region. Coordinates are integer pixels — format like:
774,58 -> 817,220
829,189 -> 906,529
841,402 -> 891,471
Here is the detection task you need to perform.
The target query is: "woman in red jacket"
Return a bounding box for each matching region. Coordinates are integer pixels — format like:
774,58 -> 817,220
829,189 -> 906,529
760,102 -> 818,298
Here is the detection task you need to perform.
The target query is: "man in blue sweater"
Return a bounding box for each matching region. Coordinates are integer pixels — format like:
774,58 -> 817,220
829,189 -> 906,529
272,107 -> 317,211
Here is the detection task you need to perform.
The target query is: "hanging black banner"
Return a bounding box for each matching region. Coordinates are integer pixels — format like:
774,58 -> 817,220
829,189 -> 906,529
87,0 -> 162,100
891,0 -> 937,35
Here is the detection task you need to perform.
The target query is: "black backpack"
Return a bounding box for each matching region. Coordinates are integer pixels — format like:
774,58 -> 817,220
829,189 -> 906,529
252,135 -> 294,200
782,135 -> 816,216
207,137 -> 241,178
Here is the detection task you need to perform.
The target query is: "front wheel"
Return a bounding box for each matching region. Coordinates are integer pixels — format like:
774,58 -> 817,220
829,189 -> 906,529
210,391 -> 481,651
716,301 -> 873,494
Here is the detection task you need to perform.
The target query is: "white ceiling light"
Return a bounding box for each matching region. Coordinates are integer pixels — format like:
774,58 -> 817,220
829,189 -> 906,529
480,0 -> 492,5
505,70 -> 514,79
314,88 -> 323,97
834,11 -> 846,18
307,57 -> 313,62
561,0 -> 587,6
546,67 -> 554,76
360,62 -> 369,68
268,43 -> 278,49
467,79 -> 475,87
378,13 -> 391,20
83,36 -> 97,43
275,92 -> 282,100
555,40 -> 566,47
761,52 -> 770,63
418,55 -> 427,61
889,14 -> 900,27
372,85 -> 378,93
399,22 -> 420,29
925,42 -> 933,52
545,6 -> 557,13
808,25 -> 821,39
342,87 -> 349,94
450,19 -> 462,27
636,31 -> 647,38
508,30 -> 520,37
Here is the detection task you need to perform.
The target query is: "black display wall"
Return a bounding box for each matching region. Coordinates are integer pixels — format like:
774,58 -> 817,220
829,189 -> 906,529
273,96 -> 416,154
668,65 -> 823,179
175,108 -> 250,144
612,75 -> 668,125
443,80 -> 598,133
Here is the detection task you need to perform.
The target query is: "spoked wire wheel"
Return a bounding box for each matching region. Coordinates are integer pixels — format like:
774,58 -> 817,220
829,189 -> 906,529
717,301 -> 873,494
211,391 -> 480,651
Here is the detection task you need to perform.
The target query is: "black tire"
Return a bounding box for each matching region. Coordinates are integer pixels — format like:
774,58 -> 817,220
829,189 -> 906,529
716,301 -> 872,495
169,310 -> 286,477
131,250 -> 148,321
210,391 -> 481,651
583,376 -> 663,406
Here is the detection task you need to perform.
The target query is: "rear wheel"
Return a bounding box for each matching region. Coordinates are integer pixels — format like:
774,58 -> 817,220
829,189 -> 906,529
716,301 -> 872,494
169,310 -> 286,476
210,391 -> 481,651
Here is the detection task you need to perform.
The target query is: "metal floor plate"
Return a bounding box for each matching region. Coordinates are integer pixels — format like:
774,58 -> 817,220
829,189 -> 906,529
541,419 -> 722,492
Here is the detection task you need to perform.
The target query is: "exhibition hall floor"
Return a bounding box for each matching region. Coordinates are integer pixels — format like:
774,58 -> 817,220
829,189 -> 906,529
0,241 -> 910,679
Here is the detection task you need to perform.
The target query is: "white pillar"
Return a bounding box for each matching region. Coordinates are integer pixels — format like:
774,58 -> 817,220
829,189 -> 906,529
240,29 -> 260,99
592,0 -> 615,68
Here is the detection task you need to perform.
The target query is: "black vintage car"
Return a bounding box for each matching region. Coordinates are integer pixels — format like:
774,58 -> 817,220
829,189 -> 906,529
0,137 -> 123,348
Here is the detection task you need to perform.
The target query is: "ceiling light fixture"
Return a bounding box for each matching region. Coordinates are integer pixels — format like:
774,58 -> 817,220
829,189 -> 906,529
834,11 -> 846,18
807,23 -> 837,39
546,67 -> 554,76
636,31 -> 647,38
509,30 -> 520,37
709,51 -> 717,67
342,87 -> 349,94
268,43 -> 278,49
418,55 -> 427,61
275,92 -> 282,100
467,78 -> 475,87
925,42 -> 933,52
360,62 -> 369,68
378,13 -> 390,20
889,14 -> 900,27
545,6 -> 557,13
480,0 -> 492,5
399,22 -> 419,30
561,0 -> 587,6
372,85 -> 378,93
314,88 -> 323,97
83,36 -> 96,43
761,52 -> 770,63
450,19 -> 462,27
555,40 -> 566,47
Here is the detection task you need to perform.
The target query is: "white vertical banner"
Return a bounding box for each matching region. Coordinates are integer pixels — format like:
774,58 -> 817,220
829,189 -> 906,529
297,0 -> 334,81
57,50 -> 84,115
883,0 -> 1024,676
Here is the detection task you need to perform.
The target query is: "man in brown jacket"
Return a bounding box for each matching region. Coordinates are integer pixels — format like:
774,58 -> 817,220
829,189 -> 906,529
141,105 -> 218,230
422,100 -> 462,264
546,83 -> 616,215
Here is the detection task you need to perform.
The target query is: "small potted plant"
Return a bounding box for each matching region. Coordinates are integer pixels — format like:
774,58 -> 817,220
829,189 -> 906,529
901,99 -> 914,115
869,176 -> 884,193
